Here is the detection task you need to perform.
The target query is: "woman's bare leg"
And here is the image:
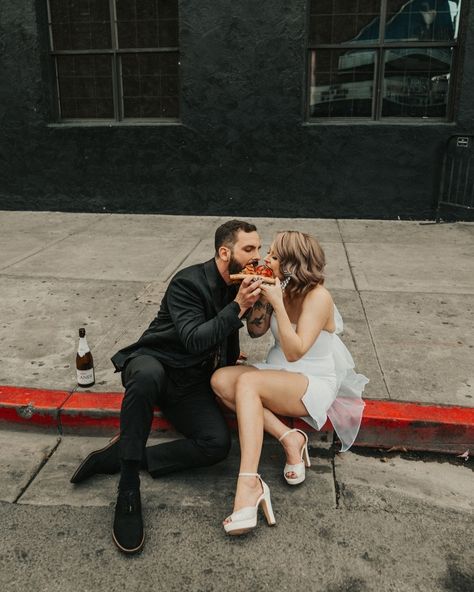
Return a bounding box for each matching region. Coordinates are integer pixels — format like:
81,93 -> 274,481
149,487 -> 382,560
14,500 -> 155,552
227,370 -> 310,519
212,366 -> 309,469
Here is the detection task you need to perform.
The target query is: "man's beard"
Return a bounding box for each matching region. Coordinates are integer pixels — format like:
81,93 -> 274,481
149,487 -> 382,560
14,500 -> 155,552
228,252 -> 244,275
229,251 -> 259,275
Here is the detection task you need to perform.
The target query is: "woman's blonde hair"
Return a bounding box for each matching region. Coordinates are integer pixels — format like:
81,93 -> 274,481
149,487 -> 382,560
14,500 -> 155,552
272,231 -> 325,298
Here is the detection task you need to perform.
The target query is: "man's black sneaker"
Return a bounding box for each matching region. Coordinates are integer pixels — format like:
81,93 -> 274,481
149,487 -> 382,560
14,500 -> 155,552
112,488 -> 145,554
70,434 -> 120,484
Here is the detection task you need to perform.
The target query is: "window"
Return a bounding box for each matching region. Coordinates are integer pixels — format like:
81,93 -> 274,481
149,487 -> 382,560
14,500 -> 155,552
307,0 -> 463,121
47,0 -> 179,121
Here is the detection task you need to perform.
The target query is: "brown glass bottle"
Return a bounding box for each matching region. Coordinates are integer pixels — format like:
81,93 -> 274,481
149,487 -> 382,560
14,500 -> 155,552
76,328 -> 95,387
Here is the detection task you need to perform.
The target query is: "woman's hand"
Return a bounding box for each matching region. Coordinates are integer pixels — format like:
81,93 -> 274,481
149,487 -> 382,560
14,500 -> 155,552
260,277 -> 284,309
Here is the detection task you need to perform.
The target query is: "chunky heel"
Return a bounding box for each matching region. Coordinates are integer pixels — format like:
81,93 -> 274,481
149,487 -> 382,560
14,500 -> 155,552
279,429 -> 310,485
260,492 -> 276,526
302,444 -> 311,468
223,473 -> 276,535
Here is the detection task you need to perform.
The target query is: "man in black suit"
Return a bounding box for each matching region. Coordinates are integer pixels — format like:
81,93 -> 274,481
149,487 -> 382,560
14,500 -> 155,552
70,220 -> 262,554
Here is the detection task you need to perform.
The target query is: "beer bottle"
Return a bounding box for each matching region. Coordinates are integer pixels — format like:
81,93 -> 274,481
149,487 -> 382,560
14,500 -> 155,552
76,328 -> 95,387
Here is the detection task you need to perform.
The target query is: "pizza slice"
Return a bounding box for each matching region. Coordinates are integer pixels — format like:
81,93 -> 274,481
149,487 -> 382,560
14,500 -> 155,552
229,263 -> 276,284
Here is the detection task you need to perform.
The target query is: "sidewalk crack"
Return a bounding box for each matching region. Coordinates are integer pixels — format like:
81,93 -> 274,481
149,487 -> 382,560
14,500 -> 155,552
336,220 -> 391,399
331,446 -> 341,509
0,216 -> 107,274
163,238 -> 201,282
13,437 -> 62,504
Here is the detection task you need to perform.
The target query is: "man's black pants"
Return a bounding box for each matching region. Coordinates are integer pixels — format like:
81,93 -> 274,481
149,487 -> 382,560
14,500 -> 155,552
119,354 -> 231,477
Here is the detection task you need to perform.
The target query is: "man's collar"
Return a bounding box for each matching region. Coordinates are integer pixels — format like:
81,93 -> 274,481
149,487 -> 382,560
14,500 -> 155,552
204,258 -> 229,313
204,257 -> 227,288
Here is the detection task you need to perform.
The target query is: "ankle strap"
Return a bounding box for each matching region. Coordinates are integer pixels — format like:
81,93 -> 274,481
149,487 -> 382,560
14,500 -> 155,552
278,429 -> 296,442
239,472 -> 260,477
278,428 -> 308,443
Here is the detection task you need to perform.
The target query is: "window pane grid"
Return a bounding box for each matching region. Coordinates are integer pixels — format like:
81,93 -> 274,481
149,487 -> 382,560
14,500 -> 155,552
48,0 -> 112,50
381,46 -> 453,117
385,0 -> 460,43
56,54 -> 114,119
309,49 -> 377,118
47,0 -> 179,121
120,53 -> 179,118
115,0 -> 179,49
309,0 -> 382,45
307,0 -> 462,121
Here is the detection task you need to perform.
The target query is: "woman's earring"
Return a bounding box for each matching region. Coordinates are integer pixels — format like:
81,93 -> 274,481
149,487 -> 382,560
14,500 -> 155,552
280,270 -> 292,292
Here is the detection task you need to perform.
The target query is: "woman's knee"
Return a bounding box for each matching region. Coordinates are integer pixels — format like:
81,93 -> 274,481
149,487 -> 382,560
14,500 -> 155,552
235,371 -> 260,396
210,368 -> 227,397
211,369 -> 238,408
234,375 -> 262,411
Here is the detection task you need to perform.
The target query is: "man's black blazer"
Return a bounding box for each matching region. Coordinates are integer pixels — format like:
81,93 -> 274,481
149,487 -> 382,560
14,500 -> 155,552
111,258 -> 243,372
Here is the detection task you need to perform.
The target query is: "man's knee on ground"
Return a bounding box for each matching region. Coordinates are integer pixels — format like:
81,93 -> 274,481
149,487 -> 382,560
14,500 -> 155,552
195,427 -> 231,465
123,358 -> 166,402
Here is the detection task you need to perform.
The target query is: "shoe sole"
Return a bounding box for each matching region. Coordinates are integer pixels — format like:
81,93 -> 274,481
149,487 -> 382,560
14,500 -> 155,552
112,530 -> 145,554
70,434 -> 120,484
225,521 -> 277,536
226,527 -> 254,536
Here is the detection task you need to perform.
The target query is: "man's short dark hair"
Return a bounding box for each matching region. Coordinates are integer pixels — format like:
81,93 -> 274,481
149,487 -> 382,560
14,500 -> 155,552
214,220 -> 257,254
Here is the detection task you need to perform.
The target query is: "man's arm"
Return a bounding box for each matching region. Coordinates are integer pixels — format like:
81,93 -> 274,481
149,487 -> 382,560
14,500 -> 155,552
167,278 -> 242,355
246,298 -> 273,338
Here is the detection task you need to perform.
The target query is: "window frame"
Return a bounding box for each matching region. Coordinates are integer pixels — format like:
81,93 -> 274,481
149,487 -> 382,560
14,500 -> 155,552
305,0 -> 465,124
46,0 -> 180,124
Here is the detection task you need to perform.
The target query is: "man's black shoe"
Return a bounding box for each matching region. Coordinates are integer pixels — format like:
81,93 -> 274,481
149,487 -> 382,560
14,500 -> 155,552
70,434 -> 120,484
112,488 -> 145,554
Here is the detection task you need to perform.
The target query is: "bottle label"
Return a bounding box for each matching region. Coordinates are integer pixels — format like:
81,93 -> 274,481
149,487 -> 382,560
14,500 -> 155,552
77,368 -> 94,385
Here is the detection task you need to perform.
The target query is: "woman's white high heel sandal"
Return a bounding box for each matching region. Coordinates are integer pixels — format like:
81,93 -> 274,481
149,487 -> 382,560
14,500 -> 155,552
223,473 -> 276,535
279,429 -> 311,485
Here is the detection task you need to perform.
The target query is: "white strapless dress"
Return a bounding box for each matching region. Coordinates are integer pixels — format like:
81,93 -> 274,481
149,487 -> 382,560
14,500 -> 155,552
253,306 -> 368,451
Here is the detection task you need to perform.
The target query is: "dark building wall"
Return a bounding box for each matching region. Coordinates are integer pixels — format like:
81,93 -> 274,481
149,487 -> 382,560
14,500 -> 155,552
0,0 -> 473,218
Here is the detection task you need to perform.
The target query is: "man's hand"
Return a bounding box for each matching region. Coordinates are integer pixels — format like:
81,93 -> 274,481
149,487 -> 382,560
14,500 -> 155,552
234,276 -> 263,318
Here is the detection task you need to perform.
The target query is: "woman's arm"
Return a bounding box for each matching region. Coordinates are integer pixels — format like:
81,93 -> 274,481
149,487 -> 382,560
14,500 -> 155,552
246,297 -> 273,338
261,283 -> 333,362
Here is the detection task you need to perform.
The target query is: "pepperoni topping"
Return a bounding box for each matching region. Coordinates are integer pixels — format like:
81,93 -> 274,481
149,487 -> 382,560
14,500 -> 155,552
254,265 -> 273,277
239,264 -> 273,278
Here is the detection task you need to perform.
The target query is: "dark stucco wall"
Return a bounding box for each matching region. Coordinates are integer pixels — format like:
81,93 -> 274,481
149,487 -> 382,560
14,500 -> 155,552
0,0 -> 473,218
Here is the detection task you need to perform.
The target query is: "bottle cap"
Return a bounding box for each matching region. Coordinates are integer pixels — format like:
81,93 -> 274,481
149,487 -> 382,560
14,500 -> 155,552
79,328 -> 86,337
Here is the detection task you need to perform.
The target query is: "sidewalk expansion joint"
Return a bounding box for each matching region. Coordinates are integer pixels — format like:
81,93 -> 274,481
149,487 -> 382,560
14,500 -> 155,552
331,453 -> 341,509
13,436 -> 62,504
57,390 -> 76,435
0,217 -> 106,274
336,219 -> 391,399
163,238 -> 201,282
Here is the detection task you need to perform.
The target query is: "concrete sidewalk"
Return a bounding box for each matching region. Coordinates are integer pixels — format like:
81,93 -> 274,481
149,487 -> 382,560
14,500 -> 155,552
0,211 -> 473,451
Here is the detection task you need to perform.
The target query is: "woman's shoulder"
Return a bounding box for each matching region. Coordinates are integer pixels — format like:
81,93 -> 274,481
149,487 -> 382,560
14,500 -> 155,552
301,285 -> 335,331
304,284 -> 333,307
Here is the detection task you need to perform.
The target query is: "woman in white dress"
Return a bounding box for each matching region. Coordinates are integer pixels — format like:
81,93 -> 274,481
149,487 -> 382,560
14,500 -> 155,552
211,231 -> 368,535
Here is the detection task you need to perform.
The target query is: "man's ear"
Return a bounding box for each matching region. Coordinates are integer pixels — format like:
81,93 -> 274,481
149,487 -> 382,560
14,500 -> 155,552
218,246 -> 230,262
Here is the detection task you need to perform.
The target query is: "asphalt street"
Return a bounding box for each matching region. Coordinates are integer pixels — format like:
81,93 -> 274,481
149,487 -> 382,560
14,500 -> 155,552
1,430 -> 473,592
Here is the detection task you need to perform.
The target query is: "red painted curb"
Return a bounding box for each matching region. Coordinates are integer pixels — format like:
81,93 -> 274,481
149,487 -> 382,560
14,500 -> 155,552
356,400 -> 474,454
0,386 -> 473,454
60,392 -> 173,433
0,385 -> 70,429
